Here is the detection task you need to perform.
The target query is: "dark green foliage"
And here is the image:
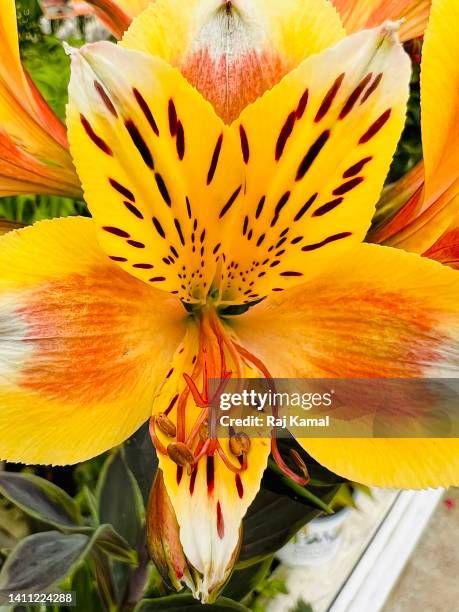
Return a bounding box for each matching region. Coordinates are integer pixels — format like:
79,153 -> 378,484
0,429 -> 340,610
387,58 -> 423,184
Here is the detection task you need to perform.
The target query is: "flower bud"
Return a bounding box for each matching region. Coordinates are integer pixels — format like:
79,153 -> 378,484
146,470 -> 198,592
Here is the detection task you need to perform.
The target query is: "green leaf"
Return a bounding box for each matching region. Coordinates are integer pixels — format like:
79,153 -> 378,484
91,524 -> 138,566
124,423 -> 158,505
20,36 -> 75,120
97,449 -> 144,549
0,531 -> 90,598
83,485 -> 99,527
135,594 -> 250,611
91,546 -> 118,612
222,556 -> 273,601
0,524 -> 136,602
330,484 -> 356,510
238,439 -> 340,565
71,562 -> 104,612
0,194 -> 87,225
0,472 -> 81,529
268,460 -> 334,514
290,600 -> 314,612
96,450 -> 144,606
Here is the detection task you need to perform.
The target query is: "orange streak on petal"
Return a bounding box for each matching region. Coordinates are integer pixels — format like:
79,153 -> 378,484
333,0 -> 431,41
0,131 -> 79,197
181,49 -> 290,124
424,227 -> 459,270
19,267 -> 161,404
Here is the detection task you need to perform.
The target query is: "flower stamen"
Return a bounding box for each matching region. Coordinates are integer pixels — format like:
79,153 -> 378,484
149,416 -> 168,455
152,308 -> 310,488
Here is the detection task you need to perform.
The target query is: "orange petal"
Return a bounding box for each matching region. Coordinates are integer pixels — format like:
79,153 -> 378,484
424,221 -> 459,269
0,131 -> 80,197
233,242 -> 459,378
370,0 -> 459,252
78,0 -> 135,38
0,217 -> 185,465
368,161 -> 425,243
333,0 -> 431,41
0,219 -> 24,235
232,242 -> 459,488
122,0 -> 345,122
0,0 -> 80,196
421,0 -> 459,206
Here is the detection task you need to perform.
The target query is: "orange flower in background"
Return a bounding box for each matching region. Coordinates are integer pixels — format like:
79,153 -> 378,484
0,0 -> 459,603
333,0 -> 432,41
72,0 -> 433,42
369,0 -> 459,255
0,1 -> 81,197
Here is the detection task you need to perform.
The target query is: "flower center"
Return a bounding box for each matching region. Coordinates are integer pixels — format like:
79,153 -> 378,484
149,306 -> 309,487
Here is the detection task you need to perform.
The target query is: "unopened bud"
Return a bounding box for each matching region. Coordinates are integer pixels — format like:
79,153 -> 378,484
146,471 -> 198,593
229,432 -> 251,456
156,413 -> 176,437
167,442 -> 194,466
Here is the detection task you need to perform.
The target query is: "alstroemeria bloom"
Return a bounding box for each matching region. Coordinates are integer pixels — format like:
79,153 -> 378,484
0,1 -> 81,197
1,0 -> 459,603
370,0 -> 459,254
85,0 -> 149,35
79,0 -> 432,42
333,0 -> 432,41
42,0 -> 142,38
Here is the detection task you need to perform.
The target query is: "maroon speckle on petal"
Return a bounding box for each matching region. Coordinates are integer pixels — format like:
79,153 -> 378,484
216,501 -> 225,539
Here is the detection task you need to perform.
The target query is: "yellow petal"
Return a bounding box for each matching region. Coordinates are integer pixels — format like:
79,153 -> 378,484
67,42 -> 243,303
333,0 -> 431,41
121,0 -> 345,122
150,321 -> 270,601
0,217 -> 185,465
232,243 -> 459,487
298,439 -> 459,489
218,24 -> 410,303
109,0 -> 150,16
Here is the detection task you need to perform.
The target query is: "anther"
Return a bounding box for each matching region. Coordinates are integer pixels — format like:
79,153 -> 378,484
199,421 -> 209,442
167,442 -> 194,467
155,413 -> 176,438
229,432 -> 251,457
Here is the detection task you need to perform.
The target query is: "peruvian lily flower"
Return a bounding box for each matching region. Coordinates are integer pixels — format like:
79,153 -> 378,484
369,0 -> 459,255
1,0 -> 459,603
0,1 -> 81,197
78,0 -> 433,42
333,0 -> 432,42
41,1 -> 96,22
74,0 -> 150,37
